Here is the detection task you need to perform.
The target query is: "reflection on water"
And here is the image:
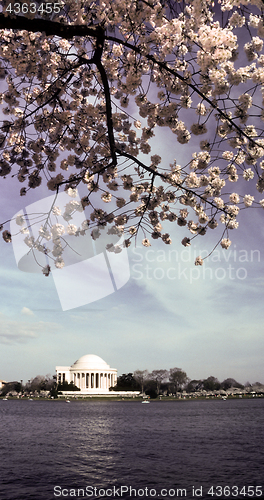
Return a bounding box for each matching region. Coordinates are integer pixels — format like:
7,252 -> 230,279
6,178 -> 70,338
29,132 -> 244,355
0,399 -> 263,500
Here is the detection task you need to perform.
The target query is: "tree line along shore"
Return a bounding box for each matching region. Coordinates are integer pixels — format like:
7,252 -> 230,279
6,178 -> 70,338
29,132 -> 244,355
1,369 -> 264,400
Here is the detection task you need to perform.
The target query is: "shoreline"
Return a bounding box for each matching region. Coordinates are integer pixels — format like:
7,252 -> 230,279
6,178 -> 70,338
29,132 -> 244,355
0,394 -> 263,402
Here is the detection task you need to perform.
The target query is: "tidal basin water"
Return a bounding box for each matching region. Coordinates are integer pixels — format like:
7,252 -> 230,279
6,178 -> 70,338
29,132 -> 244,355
0,398 -> 263,500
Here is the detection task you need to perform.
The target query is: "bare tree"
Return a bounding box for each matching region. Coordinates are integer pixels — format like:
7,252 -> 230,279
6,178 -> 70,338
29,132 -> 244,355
169,368 -> 188,393
150,369 -> 169,396
133,370 -> 149,394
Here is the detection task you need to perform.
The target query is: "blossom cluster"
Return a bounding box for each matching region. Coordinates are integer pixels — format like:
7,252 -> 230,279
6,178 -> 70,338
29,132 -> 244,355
0,0 -> 264,266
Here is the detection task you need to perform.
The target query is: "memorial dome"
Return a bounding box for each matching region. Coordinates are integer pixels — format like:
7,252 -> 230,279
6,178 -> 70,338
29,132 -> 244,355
56,354 -> 117,394
71,354 -> 110,370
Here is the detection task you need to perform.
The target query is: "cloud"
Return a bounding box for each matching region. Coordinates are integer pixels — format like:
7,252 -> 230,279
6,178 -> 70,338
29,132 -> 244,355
0,321 -> 37,344
21,307 -> 34,316
0,313 -> 61,344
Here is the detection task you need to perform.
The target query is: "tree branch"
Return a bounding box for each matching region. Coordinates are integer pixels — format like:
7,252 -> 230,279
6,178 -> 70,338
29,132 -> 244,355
92,27 -> 117,166
106,35 -> 260,148
1,13 -> 259,149
0,13 -> 100,38
116,149 -> 227,214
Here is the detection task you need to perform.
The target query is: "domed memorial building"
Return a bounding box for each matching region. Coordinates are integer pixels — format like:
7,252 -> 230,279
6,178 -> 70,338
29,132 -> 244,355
56,355 -> 118,395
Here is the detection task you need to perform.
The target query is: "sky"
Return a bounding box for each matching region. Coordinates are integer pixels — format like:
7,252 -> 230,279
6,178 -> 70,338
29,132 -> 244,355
0,210 -> 264,386
0,7 -> 264,386
0,128 -> 263,387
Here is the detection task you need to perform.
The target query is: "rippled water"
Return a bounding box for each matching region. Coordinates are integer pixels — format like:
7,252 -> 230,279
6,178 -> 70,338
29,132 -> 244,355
0,398 -> 263,500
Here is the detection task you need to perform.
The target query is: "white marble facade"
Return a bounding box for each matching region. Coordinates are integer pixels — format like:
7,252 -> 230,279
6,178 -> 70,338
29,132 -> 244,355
56,354 -> 117,394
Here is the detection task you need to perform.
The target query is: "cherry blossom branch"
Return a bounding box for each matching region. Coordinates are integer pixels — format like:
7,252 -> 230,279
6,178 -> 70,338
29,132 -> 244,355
0,14 -> 117,169
116,149 -> 227,214
106,35 -> 261,149
1,13 -> 261,151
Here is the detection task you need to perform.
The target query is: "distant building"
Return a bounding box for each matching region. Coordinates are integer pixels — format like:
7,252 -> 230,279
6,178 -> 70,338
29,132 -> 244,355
56,354 -> 118,395
0,380 -> 6,390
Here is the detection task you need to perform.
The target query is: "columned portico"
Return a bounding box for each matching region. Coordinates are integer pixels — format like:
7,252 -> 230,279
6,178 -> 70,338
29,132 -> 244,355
56,355 -> 117,395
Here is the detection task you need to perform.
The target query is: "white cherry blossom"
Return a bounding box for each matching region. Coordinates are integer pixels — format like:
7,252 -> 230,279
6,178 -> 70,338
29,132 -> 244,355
0,0 -> 264,267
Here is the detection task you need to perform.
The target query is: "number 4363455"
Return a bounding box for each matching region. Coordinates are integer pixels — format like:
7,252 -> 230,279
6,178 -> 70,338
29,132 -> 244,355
207,486 -> 263,497
5,3 -> 61,14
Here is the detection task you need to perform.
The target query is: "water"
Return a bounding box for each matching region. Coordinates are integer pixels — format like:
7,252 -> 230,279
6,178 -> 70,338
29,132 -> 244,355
0,398 -> 263,500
